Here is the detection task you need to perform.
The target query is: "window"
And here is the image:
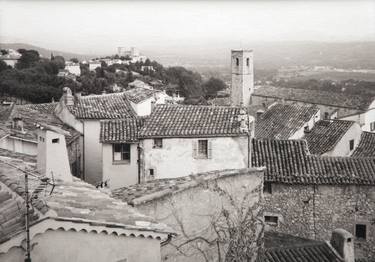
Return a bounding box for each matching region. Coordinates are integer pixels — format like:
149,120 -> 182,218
265,216 -> 278,225
39,136 -> 45,142
355,224 -> 367,240
113,144 -> 131,162
153,138 -> 163,148
246,58 -> 250,66
263,182 -> 272,194
198,140 -> 208,158
236,58 -> 239,66
370,122 -> 375,131
52,138 -> 59,144
149,169 -> 154,177
349,139 -> 354,151
324,112 -> 329,119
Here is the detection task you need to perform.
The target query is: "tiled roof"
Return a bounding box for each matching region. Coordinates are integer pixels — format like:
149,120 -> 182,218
304,120 -> 355,155
100,118 -> 140,143
125,87 -> 160,104
139,104 -> 248,138
260,232 -> 343,262
4,103 -> 81,144
68,93 -> 136,119
253,86 -> 374,111
0,154 -> 173,245
255,103 -> 319,139
112,169 -> 261,206
252,138 -> 375,185
352,132 -> 375,157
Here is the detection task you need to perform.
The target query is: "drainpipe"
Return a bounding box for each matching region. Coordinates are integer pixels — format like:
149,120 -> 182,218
137,143 -> 141,184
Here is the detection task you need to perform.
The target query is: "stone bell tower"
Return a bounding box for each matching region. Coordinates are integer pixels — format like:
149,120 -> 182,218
230,50 -> 254,107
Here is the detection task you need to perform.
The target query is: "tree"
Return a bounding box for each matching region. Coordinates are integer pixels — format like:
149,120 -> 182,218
52,55 -> 65,70
16,49 -> 40,69
203,77 -> 227,98
0,60 -> 8,72
70,58 -> 79,63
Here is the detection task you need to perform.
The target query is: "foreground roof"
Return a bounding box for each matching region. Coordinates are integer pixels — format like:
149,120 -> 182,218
100,118 -> 142,143
352,131 -> 375,158
68,92 -> 136,119
112,168 -> 263,206
139,104 -> 248,138
304,120 -> 355,155
253,86 -> 374,111
125,87 -> 160,104
0,152 -> 172,246
260,232 -> 343,262
252,138 -> 375,185
255,103 -> 319,139
2,103 -> 80,144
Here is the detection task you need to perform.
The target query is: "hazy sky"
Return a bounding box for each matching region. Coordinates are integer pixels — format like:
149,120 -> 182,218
0,0 -> 374,55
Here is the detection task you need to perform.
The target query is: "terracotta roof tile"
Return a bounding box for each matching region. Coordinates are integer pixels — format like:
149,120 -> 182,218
139,104 -> 248,138
304,120 -> 355,155
125,87 -> 161,104
100,118 -> 141,143
255,103 -> 319,139
254,86 -> 374,110
68,93 -> 136,119
252,138 -> 375,185
352,131 -> 375,157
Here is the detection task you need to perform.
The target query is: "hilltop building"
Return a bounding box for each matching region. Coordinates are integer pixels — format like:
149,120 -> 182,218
0,49 -> 21,68
64,61 -> 81,76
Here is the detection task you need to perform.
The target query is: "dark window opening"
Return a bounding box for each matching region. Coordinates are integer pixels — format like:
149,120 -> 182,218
236,58 -> 239,66
349,139 -> 354,151
263,182 -> 272,194
324,112 -> 329,119
198,140 -> 208,158
355,224 -> 366,240
265,216 -> 278,225
153,138 -> 163,148
113,143 -> 131,162
52,138 -> 59,144
149,169 -> 154,177
246,58 -> 250,66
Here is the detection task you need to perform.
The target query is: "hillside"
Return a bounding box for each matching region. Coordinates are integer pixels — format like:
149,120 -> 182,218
0,43 -> 93,61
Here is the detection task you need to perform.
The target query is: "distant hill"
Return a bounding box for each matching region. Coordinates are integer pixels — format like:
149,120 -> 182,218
0,43 -> 94,61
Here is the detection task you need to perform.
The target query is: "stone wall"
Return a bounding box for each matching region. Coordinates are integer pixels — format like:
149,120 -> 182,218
67,135 -> 83,179
134,169 -> 264,262
263,183 -> 375,259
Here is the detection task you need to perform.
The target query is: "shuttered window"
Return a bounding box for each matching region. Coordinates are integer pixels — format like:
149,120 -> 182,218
193,140 -> 212,159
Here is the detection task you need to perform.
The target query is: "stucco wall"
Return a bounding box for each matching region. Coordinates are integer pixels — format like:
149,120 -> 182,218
102,143 -> 139,189
130,99 -> 152,117
0,230 -> 161,262
135,169 -> 264,262
362,108 -> 375,132
0,137 -> 37,155
324,122 -> 362,156
83,120 -> 102,185
141,136 -> 249,180
263,183 -> 375,259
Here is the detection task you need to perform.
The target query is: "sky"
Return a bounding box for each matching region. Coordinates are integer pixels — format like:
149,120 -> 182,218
0,0 -> 374,55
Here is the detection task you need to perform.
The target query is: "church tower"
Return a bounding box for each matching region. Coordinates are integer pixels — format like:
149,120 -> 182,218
230,50 -> 254,107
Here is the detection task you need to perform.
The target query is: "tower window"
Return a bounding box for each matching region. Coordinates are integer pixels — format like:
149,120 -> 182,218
355,224 -> 366,240
236,58 -> 239,66
52,138 -> 59,144
246,58 -> 250,66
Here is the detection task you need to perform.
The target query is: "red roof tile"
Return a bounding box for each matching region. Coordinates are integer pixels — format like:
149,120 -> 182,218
352,131 -> 375,158
68,93 -> 136,119
305,120 -> 355,155
139,104 -> 248,138
255,103 -> 319,139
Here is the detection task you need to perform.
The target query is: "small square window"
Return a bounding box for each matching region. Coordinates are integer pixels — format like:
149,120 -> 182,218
324,112 -> 329,119
198,140 -> 208,158
236,58 -> 239,66
113,143 -> 131,162
246,58 -> 250,66
52,138 -> 59,144
370,122 -> 375,131
355,224 -> 366,240
153,138 -> 163,148
349,139 -> 354,151
265,216 -> 278,225
149,169 -> 154,177
263,182 -> 272,194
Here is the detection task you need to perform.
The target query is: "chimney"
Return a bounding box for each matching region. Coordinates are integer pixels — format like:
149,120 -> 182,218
75,91 -> 82,98
304,125 -> 310,133
36,124 -> 72,182
62,87 -> 74,106
330,229 -> 354,262
12,116 -> 24,133
256,110 -> 264,120
102,89 -> 107,95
